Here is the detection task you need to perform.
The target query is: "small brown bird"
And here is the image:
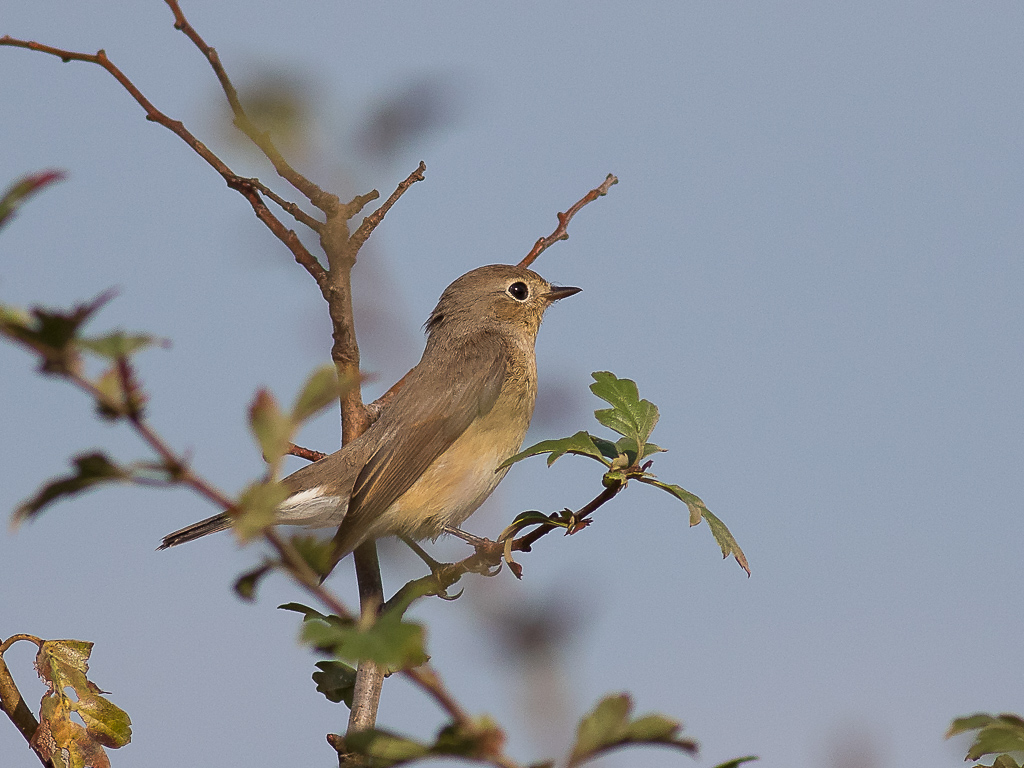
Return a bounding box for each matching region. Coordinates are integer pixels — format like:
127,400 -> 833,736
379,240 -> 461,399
159,264 -> 579,563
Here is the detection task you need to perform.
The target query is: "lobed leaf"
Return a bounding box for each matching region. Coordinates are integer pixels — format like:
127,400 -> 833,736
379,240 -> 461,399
590,371 -> 660,449
30,639 -> 131,768
312,660 -> 357,707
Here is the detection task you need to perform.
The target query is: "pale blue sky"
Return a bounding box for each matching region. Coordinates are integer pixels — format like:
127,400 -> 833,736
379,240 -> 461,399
2,3 -> 1022,767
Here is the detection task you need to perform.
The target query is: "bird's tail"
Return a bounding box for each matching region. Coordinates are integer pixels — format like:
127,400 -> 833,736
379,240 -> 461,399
158,512 -> 232,550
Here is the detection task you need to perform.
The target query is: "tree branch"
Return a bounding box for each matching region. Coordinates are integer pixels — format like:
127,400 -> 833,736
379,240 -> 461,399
0,635 -> 51,767
161,0 -> 340,214
518,173 -> 618,268
0,35 -> 330,288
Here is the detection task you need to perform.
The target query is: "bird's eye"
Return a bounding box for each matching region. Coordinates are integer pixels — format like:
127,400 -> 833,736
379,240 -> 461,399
507,281 -> 529,301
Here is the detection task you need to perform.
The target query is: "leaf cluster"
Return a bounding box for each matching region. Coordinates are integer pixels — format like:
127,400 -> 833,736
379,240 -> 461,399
30,639 -> 132,768
502,372 -> 749,575
948,713 -> 1024,768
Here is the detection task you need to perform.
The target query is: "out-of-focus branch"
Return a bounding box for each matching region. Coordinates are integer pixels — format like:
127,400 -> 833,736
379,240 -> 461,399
162,0 -> 338,214
519,173 -> 618,268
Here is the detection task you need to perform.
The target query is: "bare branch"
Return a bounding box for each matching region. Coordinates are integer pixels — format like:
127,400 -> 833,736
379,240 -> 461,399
350,162 -> 427,253
0,35 -> 330,288
519,173 -> 618,268
288,443 -> 328,463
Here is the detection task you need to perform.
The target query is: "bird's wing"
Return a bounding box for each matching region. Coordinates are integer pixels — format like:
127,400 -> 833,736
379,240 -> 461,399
339,332 -> 507,540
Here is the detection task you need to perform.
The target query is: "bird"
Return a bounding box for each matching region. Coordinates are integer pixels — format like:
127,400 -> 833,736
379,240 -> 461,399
158,263 -> 580,568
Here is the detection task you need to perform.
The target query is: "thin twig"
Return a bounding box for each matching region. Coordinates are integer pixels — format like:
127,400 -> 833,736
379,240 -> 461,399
519,173 -> 618,268
350,162 -> 427,253
288,443 -> 327,463
0,35 -> 329,288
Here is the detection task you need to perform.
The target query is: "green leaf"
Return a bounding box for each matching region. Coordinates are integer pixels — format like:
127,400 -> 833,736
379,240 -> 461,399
948,713 -> 1024,763
312,660 -> 357,707
568,693 -> 697,767
343,729 -> 431,765
31,639 -> 132,768
233,480 -> 291,543
500,431 -> 610,469
639,478 -> 750,576
701,508 -> 750,576
613,436 -> 665,466
300,606 -> 428,671
0,169 -> 66,229
77,331 -> 165,360
12,452 -> 128,527
248,388 -> 293,470
590,371 -> 660,450
289,534 -> 335,576
291,364 -> 346,423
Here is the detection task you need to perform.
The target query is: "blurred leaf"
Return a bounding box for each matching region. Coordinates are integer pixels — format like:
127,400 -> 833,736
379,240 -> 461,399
342,716 -> 505,767
278,601 -> 326,621
92,362 -> 147,421
711,758 -> 759,768
0,291 -> 115,375
313,660 -> 357,707
248,388 -> 292,470
590,371 -> 660,451
300,605 -> 428,670
948,713 -> 1024,764
78,331 -> 165,360
289,534 -> 335,576
568,693 -> 697,767
12,452 -> 128,527
233,480 -> 291,543
30,639 -> 131,768
234,561 -> 274,601
0,169 -> 66,229
291,365 -> 348,424
500,431 -> 609,469
343,729 -> 431,765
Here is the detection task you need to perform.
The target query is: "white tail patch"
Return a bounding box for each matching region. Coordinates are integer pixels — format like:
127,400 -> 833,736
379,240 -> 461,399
275,486 -> 347,527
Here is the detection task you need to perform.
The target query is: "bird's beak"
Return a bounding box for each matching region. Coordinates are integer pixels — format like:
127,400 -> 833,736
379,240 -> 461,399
544,285 -> 582,302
